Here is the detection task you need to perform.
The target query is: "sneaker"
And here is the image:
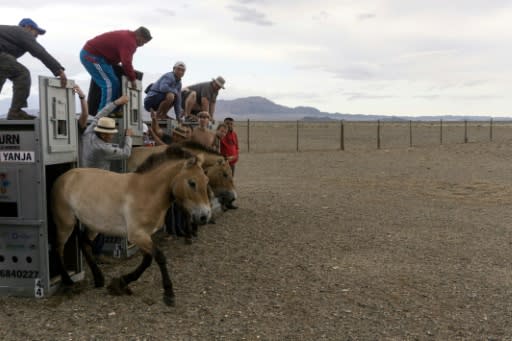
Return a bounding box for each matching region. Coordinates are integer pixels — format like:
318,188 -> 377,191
7,109 -> 36,120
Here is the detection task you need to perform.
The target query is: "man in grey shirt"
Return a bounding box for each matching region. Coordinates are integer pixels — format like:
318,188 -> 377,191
81,95 -> 133,170
182,76 -> 225,123
0,18 -> 67,119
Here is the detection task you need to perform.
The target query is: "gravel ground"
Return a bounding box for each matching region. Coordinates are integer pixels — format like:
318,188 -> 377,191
2,142 -> 512,340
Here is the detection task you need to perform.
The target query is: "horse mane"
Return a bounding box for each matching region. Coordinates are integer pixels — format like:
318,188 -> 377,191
178,140 -> 222,156
135,145 -> 194,173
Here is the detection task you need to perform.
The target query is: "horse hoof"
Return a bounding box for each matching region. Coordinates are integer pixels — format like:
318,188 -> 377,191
185,238 -> 193,245
163,295 -> 175,306
107,277 -> 128,296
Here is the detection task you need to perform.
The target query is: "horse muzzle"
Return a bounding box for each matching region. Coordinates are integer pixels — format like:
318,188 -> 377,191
190,205 -> 211,225
216,190 -> 237,206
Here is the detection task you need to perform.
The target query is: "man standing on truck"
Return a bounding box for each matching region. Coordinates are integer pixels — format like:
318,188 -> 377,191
0,18 -> 67,120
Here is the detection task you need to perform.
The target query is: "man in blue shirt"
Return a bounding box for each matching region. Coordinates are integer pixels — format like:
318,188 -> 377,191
144,61 -> 185,121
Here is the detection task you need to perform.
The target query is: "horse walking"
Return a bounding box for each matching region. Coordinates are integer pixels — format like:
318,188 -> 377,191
51,147 -> 210,306
128,141 -> 237,240
128,141 -> 237,206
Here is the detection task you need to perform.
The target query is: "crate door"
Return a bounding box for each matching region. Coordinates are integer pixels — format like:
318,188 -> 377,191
38,77 -> 78,164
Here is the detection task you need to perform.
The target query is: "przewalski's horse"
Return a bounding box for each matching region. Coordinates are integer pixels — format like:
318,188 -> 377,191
128,141 -> 237,207
51,146 -> 210,306
129,142 -> 237,241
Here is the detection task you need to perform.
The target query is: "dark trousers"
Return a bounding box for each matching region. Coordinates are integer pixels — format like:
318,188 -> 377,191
165,203 -> 186,236
0,53 -> 31,111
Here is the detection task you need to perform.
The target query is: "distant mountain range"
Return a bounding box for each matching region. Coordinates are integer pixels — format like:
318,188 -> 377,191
215,96 -> 511,121
1,95 -> 510,121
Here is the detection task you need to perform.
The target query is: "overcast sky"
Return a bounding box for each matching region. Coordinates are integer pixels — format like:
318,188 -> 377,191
2,0 -> 512,116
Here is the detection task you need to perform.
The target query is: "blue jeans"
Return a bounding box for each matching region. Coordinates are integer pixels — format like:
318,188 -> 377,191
80,49 -> 120,112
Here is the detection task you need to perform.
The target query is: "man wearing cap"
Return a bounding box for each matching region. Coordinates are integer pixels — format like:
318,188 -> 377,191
144,61 -> 186,121
181,76 -> 225,123
80,27 -> 152,113
81,95 -> 133,170
0,19 -> 67,119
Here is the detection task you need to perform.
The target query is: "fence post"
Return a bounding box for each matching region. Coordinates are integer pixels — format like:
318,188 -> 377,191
377,120 -> 381,149
464,120 -> 468,143
340,120 -> 344,151
440,119 -> 443,144
409,120 -> 413,147
247,119 -> 250,152
490,118 -> 493,142
296,120 -> 300,152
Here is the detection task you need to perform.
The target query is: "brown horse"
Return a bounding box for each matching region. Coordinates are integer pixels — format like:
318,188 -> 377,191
51,146 -> 210,306
128,141 -> 237,206
131,141 -> 237,241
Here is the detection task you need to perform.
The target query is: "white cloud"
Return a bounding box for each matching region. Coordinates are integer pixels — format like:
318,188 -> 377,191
1,0 -> 511,116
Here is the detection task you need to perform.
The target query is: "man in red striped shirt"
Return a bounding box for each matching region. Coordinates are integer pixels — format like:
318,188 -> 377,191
80,27 -> 151,112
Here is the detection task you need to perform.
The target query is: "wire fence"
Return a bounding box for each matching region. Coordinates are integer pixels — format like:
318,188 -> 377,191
234,119 -> 512,153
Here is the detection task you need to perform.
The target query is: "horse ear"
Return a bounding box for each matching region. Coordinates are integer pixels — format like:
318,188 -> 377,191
216,157 -> 224,165
184,153 -> 203,168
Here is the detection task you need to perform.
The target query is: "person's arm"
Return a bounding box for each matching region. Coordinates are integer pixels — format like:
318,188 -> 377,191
234,131 -> 239,152
149,127 -> 166,146
19,29 -> 66,85
103,129 -> 133,160
73,85 -> 88,130
119,43 -> 137,85
84,96 -> 128,135
209,101 -> 216,122
174,83 -> 182,121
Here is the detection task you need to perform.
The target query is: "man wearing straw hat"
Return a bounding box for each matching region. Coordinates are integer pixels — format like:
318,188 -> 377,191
81,95 -> 133,170
181,76 -> 225,123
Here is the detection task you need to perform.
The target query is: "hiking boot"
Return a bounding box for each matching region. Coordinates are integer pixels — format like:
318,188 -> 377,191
7,109 -> 36,120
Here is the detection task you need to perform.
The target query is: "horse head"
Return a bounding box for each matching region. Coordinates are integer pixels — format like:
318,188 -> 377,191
204,157 -> 237,206
171,153 -> 211,225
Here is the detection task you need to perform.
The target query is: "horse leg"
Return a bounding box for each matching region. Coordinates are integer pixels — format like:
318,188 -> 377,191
191,222 -> 198,238
78,229 -> 104,288
153,247 -> 175,306
52,245 -> 74,286
53,211 -> 76,286
107,252 -> 152,296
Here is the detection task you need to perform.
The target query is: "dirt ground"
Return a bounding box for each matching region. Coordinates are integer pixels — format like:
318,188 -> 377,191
3,141 -> 512,340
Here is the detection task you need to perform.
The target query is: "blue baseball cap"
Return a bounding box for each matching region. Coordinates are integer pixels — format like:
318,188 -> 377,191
19,18 -> 46,35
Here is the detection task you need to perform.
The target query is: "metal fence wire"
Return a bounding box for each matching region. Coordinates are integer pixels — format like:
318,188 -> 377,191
234,119 -> 512,153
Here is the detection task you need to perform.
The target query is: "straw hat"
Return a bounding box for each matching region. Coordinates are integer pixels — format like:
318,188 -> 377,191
94,117 -> 118,134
